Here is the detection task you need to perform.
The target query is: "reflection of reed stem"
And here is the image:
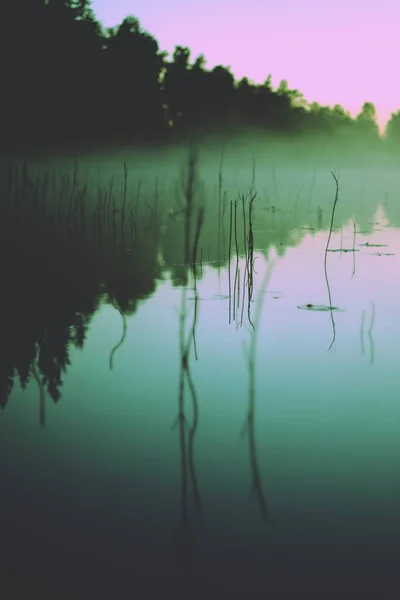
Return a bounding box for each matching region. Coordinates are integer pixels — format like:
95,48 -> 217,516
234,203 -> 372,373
183,148 -> 197,265
351,218 -> 356,279
324,172 -> 339,351
242,194 -> 248,267
368,301 -> 375,366
191,207 -> 204,269
272,166 -> 279,205
307,166 -> 317,209
186,362 -> 202,512
360,310 -> 365,356
109,302 -> 128,370
247,192 -> 256,330
218,145 -> 225,265
237,266 -> 240,311
233,201 -> 239,321
242,260 -> 275,521
240,193 -> 248,327
228,201 -> 233,324
191,210 -> 204,361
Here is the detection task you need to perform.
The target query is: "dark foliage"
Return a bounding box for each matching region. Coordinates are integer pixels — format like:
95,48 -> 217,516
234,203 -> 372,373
1,1 -> 396,152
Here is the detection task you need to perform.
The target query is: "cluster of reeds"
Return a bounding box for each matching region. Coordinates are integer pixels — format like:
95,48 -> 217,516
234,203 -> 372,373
1,159 -> 163,258
0,158 -> 172,315
228,188 -> 257,329
0,157 -> 171,414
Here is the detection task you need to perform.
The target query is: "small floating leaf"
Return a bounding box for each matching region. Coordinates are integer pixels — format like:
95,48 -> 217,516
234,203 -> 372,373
327,248 -> 359,253
359,242 -> 388,247
297,304 -> 345,312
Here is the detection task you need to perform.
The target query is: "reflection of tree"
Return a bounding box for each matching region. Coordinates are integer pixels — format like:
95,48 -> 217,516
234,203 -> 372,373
0,242 -> 100,418
0,159 -> 165,413
0,174 -> 101,414
31,346 -> 46,426
38,324 -> 71,403
70,312 -> 92,349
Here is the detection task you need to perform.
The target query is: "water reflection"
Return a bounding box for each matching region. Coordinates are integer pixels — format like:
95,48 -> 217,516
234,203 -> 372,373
241,259 -> 275,522
171,148 -> 204,568
0,151 -> 397,416
0,151 -> 397,417
1,149 -> 400,594
172,269 -> 202,568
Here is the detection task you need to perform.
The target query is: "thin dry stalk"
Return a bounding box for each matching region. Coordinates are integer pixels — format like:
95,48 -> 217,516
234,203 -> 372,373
324,171 -> 339,351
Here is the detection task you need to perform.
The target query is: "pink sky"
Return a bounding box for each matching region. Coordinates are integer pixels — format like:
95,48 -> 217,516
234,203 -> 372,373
91,0 -> 400,131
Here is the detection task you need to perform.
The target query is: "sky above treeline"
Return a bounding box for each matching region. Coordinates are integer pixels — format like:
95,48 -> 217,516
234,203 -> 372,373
91,0 -> 399,131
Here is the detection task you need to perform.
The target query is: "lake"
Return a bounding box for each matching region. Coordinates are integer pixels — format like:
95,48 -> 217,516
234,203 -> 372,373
1,145 -> 400,598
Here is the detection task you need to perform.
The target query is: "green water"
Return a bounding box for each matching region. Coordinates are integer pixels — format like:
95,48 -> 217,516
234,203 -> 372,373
1,157 -> 400,598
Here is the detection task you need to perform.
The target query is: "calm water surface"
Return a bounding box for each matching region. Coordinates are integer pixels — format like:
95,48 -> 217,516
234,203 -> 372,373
1,159 -> 400,598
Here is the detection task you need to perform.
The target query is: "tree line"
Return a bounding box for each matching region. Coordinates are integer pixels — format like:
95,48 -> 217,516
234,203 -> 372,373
2,0 -> 400,151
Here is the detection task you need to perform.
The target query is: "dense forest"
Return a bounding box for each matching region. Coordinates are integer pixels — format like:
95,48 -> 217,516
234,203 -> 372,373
1,0 -> 400,151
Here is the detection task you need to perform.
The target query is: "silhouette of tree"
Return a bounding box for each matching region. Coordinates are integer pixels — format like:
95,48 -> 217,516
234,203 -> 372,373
207,65 -> 236,127
0,1 -> 396,151
163,46 -> 194,130
234,78 -> 272,129
384,111 -> 400,146
72,0 -> 95,20
102,16 -> 165,141
355,102 -> 380,139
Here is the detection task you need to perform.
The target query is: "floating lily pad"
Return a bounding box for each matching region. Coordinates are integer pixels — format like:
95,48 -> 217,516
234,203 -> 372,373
359,242 -> 388,247
297,304 -> 344,312
327,248 -> 359,253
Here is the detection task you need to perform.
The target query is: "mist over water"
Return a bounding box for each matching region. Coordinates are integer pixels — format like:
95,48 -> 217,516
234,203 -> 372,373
1,136 -> 400,598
